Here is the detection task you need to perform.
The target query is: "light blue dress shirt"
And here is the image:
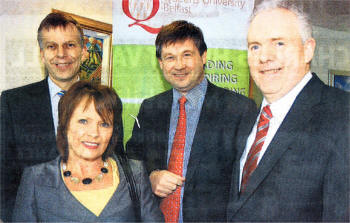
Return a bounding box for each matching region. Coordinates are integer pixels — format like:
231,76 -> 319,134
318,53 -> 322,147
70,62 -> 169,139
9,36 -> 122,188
167,78 -> 207,223
47,77 -> 62,135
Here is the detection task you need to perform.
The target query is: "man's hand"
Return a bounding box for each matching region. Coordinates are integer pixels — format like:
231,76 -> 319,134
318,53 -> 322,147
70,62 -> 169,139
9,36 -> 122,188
149,170 -> 185,197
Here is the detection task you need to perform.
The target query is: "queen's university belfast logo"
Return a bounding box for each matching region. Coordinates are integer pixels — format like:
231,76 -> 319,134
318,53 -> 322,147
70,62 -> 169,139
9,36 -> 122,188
122,0 -> 162,34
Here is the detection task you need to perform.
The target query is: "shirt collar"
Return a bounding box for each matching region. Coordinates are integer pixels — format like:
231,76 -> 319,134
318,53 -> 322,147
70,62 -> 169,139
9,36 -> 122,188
261,71 -> 312,119
48,76 -> 80,98
172,78 -> 208,106
47,76 -> 63,98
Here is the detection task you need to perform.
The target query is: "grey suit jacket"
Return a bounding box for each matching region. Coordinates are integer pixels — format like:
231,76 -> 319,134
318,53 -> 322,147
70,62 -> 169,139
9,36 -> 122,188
12,155 -> 164,222
227,73 -> 350,222
1,78 -> 125,221
127,81 -> 257,222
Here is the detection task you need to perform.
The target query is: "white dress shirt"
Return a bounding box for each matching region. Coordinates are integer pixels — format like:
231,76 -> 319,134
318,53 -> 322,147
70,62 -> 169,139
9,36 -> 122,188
239,72 -> 313,190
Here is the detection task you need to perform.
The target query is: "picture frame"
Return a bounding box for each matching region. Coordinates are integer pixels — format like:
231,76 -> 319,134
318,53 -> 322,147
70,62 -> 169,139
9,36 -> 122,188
52,9 -> 113,86
328,69 -> 350,92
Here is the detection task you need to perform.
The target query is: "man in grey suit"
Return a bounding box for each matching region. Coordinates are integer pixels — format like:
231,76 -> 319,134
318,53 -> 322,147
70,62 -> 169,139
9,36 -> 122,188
227,0 -> 349,221
1,13 -> 86,221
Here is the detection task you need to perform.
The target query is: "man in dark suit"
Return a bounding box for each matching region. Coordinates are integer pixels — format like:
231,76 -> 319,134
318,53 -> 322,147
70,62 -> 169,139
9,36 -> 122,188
0,13 -> 86,221
227,0 -> 349,221
126,20 -> 257,222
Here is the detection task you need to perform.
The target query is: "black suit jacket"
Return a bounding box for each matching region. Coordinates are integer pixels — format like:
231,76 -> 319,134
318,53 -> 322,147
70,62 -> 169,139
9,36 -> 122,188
0,78 -> 125,221
127,81 -> 257,222
0,79 -> 58,221
227,74 -> 350,222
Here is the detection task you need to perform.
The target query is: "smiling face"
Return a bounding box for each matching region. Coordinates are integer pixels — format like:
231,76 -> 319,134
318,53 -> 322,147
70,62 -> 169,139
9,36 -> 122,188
158,39 -> 207,95
247,8 -> 315,103
40,24 -> 83,89
67,98 -> 113,162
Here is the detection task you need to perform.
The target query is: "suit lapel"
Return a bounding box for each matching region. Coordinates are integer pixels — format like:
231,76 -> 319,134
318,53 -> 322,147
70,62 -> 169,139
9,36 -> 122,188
231,75 -> 324,215
230,106 -> 258,205
29,78 -> 56,149
151,90 -> 173,169
185,83 -> 216,182
29,78 -> 54,126
157,91 -> 173,169
36,158 -> 97,220
99,155 -> 128,217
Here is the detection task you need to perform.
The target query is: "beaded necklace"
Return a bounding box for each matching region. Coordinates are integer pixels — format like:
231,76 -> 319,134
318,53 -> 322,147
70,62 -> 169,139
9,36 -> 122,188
61,161 -> 109,185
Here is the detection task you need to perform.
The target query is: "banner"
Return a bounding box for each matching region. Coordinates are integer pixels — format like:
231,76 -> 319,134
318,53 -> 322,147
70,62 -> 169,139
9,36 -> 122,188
113,0 -> 254,143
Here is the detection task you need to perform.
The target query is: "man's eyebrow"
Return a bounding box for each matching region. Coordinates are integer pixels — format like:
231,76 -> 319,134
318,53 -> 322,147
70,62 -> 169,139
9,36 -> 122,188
248,41 -> 259,46
42,41 -> 57,45
271,37 -> 283,41
248,37 -> 284,45
183,50 -> 193,53
162,52 -> 174,57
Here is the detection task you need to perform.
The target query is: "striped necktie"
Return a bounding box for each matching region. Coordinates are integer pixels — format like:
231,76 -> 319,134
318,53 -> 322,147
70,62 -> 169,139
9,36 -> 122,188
160,96 -> 187,223
241,105 -> 272,193
57,90 -> 66,97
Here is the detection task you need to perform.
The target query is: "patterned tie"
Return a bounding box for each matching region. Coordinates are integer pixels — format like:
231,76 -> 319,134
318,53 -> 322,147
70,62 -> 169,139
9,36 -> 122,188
160,96 -> 187,223
57,90 -> 66,97
241,105 -> 272,193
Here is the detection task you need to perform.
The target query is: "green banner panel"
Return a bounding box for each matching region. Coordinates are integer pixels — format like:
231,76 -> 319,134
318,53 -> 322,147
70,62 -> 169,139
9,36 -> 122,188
205,48 -> 249,96
112,45 -> 249,145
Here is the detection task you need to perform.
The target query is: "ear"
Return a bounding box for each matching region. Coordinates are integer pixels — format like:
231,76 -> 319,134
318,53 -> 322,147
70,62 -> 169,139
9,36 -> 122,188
40,50 -> 45,63
304,38 -> 316,64
83,45 -> 88,55
81,46 -> 88,61
201,51 -> 207,64
158,58 -> 164,70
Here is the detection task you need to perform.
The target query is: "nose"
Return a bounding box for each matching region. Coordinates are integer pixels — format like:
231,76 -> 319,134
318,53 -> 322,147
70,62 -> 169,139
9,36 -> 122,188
87,124 -> 99,138
174,57 -> 185,70
259,45 -> 275,63
56,45 -> 67,58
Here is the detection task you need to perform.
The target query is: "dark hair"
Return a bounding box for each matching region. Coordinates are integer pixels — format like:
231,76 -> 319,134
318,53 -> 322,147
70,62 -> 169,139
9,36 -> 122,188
155,20 -> 207,59
37,12 -> 84,49
57,81 -> 122,162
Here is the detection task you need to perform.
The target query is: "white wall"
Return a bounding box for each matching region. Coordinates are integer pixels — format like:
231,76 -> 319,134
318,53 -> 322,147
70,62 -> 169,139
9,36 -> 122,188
0,0 -> 112,92
311,26 -> 350,83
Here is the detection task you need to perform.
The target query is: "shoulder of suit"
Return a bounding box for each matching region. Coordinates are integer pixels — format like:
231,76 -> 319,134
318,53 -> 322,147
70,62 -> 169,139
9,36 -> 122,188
24,156 -> 59,179
321,84 -> 350,110
322,83 -> 350,99
127,158 -> 143,169
142,89 -> 172,104
1,79 -> 47,98
111,154 -> 144,178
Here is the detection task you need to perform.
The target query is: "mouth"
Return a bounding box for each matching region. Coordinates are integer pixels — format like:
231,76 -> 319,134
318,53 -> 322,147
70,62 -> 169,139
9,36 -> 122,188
54,62 -> 73,70
173,72 -> 188,78
260,68 -> 282,75
82,141 -> 99,149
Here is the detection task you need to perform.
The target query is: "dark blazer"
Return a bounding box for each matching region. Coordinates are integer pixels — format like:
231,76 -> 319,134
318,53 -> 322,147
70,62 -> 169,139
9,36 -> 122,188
227,73 -> 350,222
127,81 -> 257,222
12,155 -> 164,222
0,79 -> 57,221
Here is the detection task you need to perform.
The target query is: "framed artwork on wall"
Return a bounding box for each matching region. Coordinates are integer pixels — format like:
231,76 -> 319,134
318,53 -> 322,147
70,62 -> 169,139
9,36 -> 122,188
328,69 -> 350,92
52,9 -> 113,86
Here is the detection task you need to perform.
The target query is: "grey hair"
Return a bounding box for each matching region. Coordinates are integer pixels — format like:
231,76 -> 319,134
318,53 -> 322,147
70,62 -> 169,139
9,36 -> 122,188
250,0 -> 312,43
